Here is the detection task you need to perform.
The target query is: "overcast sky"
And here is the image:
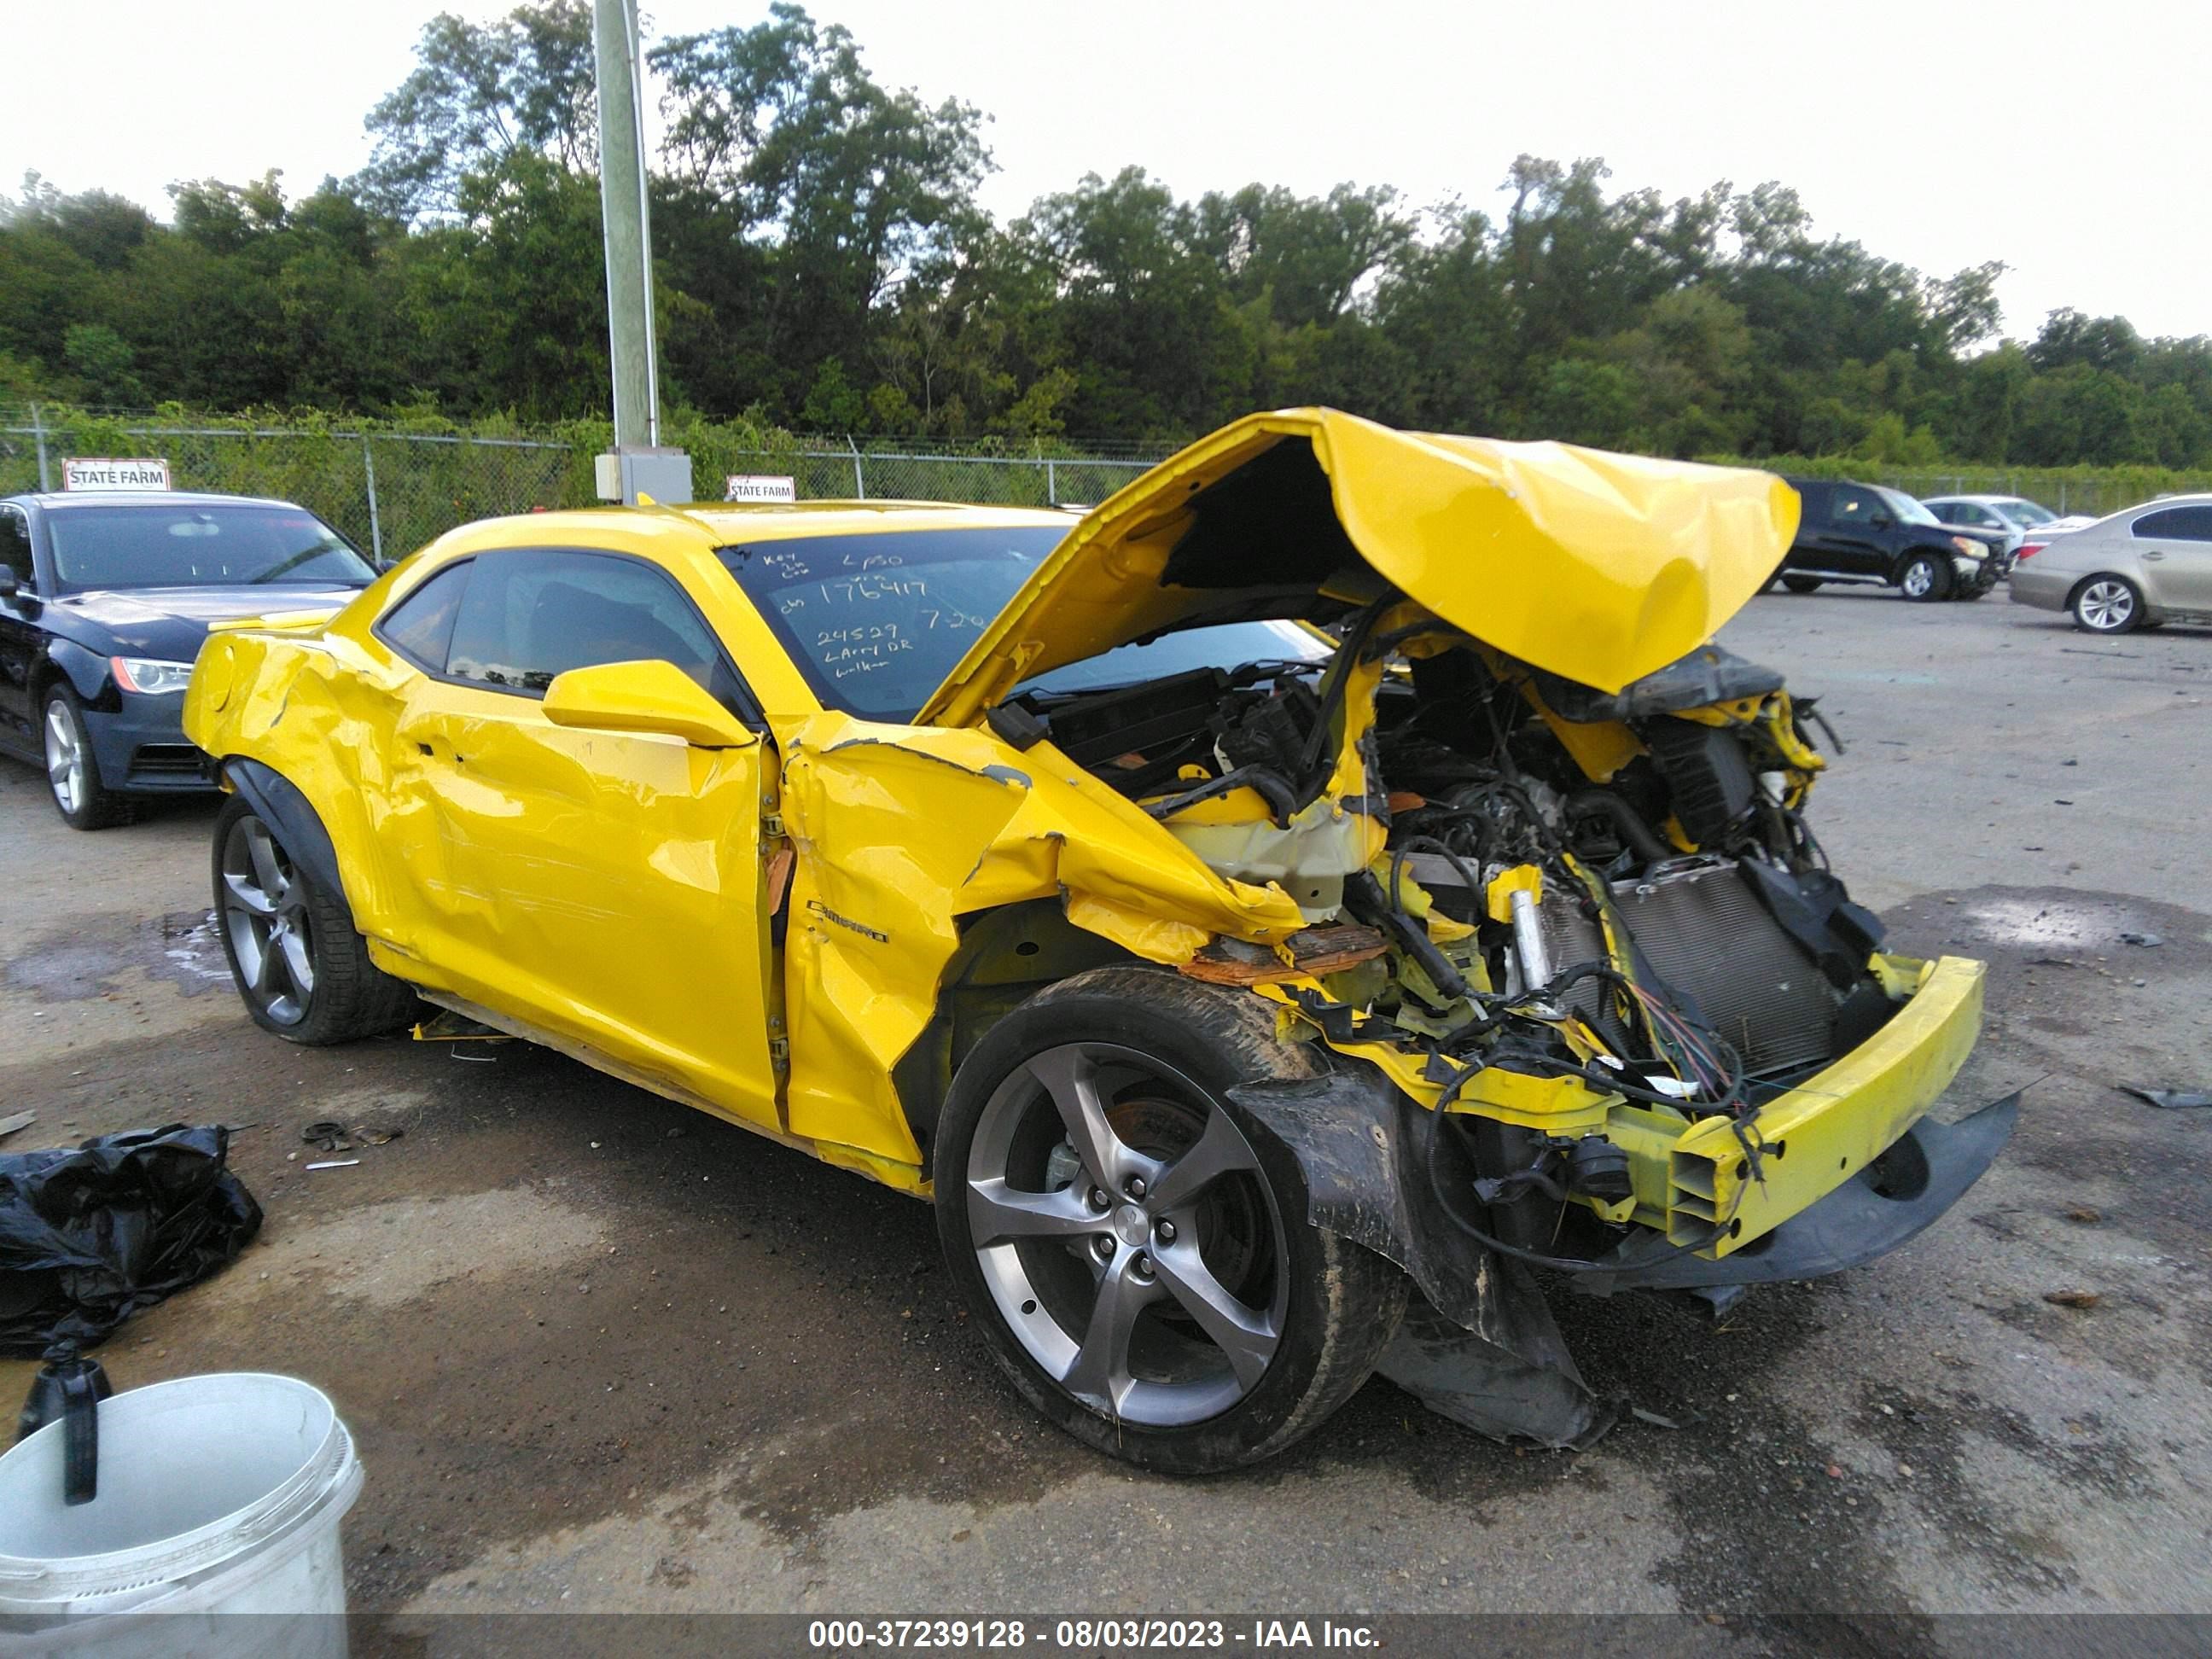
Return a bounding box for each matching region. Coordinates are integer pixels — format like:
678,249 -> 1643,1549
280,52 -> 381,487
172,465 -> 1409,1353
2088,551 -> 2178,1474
6,0 -> 2205,342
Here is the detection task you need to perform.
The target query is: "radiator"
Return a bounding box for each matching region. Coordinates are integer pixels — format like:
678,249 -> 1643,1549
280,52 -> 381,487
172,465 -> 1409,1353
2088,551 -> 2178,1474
1538,860 -> 1837,1079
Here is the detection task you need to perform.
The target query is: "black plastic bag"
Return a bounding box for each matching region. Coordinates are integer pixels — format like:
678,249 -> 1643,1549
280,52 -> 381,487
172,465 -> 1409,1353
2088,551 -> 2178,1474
0,1125 -> 262,1358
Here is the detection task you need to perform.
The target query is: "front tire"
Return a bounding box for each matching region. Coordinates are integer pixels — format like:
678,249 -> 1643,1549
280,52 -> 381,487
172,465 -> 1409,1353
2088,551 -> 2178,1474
42,686 -> 134,830
1899,552 -> 1951,602
2070,575 -> 2144,634
1782,575 -> 1823,594
935,968 -> 1406,1473
212,795 -> 420,1044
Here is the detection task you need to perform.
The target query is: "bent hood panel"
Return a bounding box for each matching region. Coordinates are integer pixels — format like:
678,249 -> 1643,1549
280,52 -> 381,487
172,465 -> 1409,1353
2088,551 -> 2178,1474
920,408 -> 1798,719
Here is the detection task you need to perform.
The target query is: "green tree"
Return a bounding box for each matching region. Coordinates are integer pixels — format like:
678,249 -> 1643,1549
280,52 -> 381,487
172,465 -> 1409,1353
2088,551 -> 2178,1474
61,324 -> 143,405
651,1 -> 991,398
358,0 -> 597,222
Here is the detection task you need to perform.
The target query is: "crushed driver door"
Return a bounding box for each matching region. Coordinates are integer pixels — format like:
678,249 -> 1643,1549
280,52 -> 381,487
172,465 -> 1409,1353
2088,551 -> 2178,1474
382,547 -> 781,1130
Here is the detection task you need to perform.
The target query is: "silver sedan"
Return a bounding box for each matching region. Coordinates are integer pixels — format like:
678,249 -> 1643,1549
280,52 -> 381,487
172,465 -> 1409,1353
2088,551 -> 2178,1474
2009,496 -> 2212,633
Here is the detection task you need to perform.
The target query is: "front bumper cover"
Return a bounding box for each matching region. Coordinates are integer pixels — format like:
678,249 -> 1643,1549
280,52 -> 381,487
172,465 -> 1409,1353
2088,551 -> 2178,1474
1228,1068 -> 2016,1447
1571,1090 -> 2017,1294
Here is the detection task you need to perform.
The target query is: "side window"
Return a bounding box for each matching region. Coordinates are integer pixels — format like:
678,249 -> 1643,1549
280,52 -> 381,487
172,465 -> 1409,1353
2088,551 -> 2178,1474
1831,487 -> 1877,526
375,562 -> 472,671
444,548 -> 731,699
1947,504 -> 1987,526
2133,505 -> 2212,542
0,508 -> 32,585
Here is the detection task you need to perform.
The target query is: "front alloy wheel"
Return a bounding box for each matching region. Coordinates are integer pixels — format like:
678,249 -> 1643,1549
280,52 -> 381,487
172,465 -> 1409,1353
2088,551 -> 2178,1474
935,969 -> 1406,1473
965,1040 -> 1289,1427
41,687 -> 131,830
1900,553 -> 1949,602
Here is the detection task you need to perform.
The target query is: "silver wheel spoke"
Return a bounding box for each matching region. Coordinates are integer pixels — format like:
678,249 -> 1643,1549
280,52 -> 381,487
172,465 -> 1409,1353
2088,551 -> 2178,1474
968,1178 -> 1103,1245
223,871 -> 276,916
245,830 -> 288,906
230,926 -> 265,992
251,928 -> 280,996
1062,1253 -> 1157,1414
1148,1106 -> 1261,1213
1025,1046 -> 1138,1191
278,928 -> 315,997
1151,1245 -> 1281,1389
44,707 -> 82,811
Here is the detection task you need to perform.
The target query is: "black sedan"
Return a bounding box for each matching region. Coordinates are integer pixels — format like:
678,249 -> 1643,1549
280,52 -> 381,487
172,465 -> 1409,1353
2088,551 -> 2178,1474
0,492 -> 376,828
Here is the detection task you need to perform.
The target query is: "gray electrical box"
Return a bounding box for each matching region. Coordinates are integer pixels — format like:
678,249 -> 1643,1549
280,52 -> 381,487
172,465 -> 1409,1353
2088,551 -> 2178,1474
593,447 -> 694,505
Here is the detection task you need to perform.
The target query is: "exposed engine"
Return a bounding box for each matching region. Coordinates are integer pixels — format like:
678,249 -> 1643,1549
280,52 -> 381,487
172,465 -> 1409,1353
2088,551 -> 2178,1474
999,608 -> 1897,1254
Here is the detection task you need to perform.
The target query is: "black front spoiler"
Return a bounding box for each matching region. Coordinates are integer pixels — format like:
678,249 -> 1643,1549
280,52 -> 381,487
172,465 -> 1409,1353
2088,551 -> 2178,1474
1229,1072 -> 2017,1447
1571,1091 -> 2019,1295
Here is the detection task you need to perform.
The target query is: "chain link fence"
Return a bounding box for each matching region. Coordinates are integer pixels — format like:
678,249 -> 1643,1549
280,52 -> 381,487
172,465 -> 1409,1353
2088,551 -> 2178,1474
0,410 -> 1171,555
1866,469 -> 2212,520
15,405 -> 2197,550
1768,461 -> 2212,521
0,410 -> 573,559
725,446 -> 1158,509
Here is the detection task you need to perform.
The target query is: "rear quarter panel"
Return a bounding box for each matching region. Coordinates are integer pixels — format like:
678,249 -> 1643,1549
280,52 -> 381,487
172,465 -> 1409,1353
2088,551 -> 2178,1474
2037,528 -> 2146,592
185,608 -> 420,947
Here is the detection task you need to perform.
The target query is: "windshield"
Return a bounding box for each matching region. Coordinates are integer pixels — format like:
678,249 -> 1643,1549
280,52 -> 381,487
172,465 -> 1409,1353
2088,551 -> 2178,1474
48,504 -> 375,592
1875,488 -> 1941,528
1995,498 -> 2057,527
717,526 -> 1330,721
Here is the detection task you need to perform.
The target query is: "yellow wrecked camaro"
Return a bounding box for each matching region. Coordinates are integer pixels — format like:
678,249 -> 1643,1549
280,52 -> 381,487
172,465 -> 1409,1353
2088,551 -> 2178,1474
185,410 -> 2013,1471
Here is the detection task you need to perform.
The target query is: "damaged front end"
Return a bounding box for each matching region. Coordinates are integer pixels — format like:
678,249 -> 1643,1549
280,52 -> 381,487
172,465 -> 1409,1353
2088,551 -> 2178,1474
921,409 -> 2013,1446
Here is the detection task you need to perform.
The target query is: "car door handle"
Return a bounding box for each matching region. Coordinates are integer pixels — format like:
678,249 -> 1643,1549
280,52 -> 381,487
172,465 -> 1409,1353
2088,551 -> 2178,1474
2141,550 -> 2164,561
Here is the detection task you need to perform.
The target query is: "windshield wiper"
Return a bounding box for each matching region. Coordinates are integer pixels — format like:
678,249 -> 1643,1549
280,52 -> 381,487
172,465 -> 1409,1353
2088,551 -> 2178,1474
250,544 -> 346,585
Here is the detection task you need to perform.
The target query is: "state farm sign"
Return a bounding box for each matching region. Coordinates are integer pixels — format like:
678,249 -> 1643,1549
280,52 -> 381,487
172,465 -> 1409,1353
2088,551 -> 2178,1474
725,474 -> 797,504
61,457 -> 172,492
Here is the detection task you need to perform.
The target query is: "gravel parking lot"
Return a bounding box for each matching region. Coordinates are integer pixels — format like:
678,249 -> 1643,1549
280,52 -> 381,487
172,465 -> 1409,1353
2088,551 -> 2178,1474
2,587 -> 2207,1643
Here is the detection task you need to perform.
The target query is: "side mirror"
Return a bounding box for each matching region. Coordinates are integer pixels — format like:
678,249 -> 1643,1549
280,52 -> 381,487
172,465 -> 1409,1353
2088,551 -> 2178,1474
1867,512 -> 1893,529
543,659 -> 758,749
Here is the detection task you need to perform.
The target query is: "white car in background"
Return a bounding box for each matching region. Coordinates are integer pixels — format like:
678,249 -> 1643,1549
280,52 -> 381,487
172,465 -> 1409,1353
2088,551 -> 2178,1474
1924,494 -> 2097,557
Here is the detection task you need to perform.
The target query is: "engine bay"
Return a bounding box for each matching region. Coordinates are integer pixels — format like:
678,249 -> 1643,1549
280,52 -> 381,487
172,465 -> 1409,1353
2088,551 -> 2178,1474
998,604 -> 1901,1260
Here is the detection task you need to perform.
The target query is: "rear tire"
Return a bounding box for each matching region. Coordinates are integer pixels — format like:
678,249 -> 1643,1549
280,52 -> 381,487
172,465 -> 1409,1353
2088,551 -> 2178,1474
212,794 -> 420,1044
1899,551 -> 1951,602
42,686 -> 135,830
2070,575 -> 2144,634
1781,575 -> 1823,594
934,967 -> 1406,1473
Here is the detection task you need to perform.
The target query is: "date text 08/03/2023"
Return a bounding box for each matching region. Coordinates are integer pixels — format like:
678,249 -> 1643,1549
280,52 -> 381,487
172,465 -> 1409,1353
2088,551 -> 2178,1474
807,1619 -> 1379,1650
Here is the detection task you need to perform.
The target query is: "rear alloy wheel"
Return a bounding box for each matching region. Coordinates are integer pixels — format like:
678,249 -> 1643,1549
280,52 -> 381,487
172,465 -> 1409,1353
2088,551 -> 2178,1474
2071,575 -> 2143,634
936,969 -> 1406,1473
42,686 -> 134,830
1899,552 -> 1951,602
212,795 -> 420,1044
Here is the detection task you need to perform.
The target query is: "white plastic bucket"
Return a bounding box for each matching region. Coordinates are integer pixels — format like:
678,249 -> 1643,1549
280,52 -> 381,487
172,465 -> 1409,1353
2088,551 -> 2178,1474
0,1373 -> 362,1657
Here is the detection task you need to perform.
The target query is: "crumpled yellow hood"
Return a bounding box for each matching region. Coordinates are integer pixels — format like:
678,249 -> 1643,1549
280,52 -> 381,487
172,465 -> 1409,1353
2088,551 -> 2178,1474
923,407 -> 1797,723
